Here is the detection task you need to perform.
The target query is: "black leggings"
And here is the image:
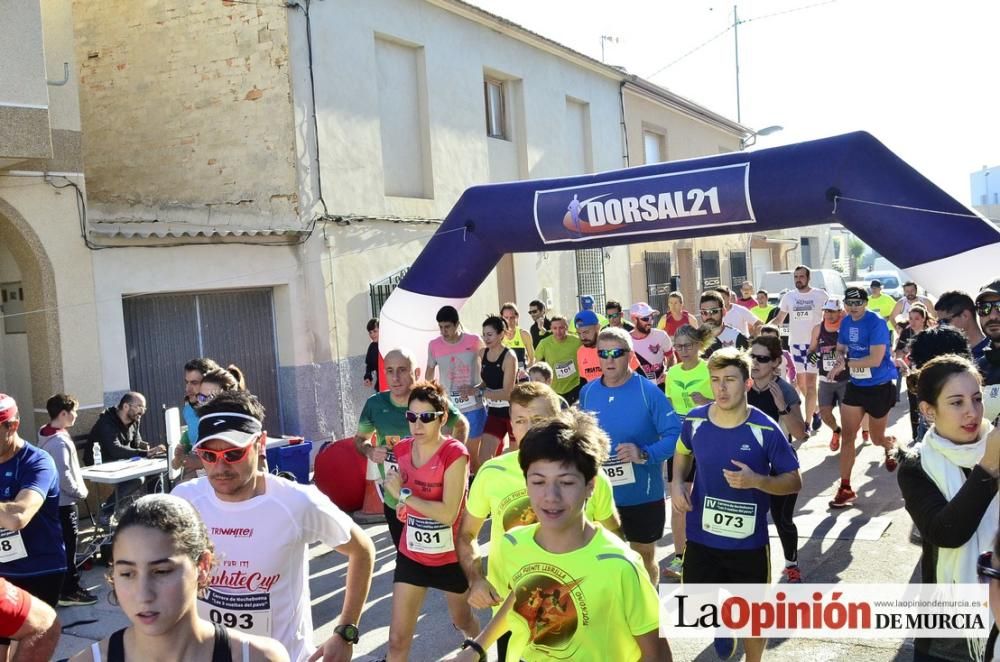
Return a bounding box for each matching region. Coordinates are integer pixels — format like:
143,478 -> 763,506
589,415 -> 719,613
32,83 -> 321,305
769,493 -> 798,564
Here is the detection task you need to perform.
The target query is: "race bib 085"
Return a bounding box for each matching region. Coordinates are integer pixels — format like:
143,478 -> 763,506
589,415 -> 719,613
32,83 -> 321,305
601,458 -> 636,486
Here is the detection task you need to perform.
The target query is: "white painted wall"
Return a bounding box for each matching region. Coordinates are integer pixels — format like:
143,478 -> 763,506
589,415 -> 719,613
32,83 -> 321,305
304,0 -> 631,352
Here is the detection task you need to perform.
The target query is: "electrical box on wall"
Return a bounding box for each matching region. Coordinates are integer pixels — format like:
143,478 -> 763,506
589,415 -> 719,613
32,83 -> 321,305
1,283 -> 26,334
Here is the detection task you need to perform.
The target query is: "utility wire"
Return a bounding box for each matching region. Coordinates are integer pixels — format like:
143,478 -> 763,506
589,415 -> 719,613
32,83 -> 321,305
645,0 -> 839,79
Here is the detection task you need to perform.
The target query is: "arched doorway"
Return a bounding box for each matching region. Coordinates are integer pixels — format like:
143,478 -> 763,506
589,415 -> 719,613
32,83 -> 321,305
0,196 -> 62,425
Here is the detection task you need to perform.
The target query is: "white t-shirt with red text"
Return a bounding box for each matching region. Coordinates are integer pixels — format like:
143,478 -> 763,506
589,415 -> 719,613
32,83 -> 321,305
173,474 -> 353,662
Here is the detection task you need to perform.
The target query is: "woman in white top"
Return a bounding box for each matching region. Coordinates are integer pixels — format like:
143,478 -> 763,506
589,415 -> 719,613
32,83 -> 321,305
70,494 -> 287,662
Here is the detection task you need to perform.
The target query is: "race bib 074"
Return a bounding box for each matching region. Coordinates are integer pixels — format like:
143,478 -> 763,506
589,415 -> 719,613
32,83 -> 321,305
198,589 -> 272,637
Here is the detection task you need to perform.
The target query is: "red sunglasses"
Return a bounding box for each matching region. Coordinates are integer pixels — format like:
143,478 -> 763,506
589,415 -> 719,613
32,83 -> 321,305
195,443 -> 256,465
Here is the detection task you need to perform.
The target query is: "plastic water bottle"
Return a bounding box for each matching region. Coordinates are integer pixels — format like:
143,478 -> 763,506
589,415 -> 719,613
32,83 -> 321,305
92,443 -> 102,465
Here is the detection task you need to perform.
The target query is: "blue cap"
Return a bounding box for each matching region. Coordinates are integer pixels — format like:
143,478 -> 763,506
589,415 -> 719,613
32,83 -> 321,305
574,310 -> 600,328
579,295 -> 595,310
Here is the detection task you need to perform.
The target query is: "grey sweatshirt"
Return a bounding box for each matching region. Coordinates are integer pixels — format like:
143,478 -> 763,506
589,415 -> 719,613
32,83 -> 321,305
36,426 -> 88,506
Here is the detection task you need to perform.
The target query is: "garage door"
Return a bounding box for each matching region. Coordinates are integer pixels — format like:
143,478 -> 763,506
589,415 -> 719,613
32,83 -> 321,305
123,288 -> 282,442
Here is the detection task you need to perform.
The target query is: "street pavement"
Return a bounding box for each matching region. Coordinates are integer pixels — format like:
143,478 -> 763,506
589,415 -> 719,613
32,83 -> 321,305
55,396 -> 926,661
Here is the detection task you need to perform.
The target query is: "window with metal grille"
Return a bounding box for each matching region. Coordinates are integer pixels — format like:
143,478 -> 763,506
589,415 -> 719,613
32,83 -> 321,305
700,250 -> 721,289
644,251 -> 672,314
729,250 -> 748,289
370,267 -> 409,318
575,249 -> 606,311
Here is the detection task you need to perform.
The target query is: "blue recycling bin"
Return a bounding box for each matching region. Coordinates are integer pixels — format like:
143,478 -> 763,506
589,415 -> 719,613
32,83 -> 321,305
266,440 -> 312,484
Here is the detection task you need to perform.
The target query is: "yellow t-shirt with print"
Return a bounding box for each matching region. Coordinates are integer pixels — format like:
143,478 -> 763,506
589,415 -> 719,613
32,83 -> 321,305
466,451 -> 616,607
665,360 -> 714,416
495,524 -> 660,662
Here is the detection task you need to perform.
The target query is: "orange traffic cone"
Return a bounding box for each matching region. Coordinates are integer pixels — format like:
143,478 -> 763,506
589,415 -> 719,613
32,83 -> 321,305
352,458 -> 386,524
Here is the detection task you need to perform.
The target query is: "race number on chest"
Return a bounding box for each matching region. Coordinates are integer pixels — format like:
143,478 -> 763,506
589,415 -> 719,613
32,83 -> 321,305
602,457 -> 636,486
406,514 -> 455,554
198,589 -> 272,637
0,530 -> 26,563
702,496 -> 756,539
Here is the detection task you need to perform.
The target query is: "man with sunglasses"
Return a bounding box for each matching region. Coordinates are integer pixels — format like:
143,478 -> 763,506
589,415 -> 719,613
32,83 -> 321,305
575,309 -> 639,383
174,390 -> 375,662
527,299 -> 552,348
773,266 -> 828,435
629,301 -> 674,386
605,300 -> 633,331
935,290 -> 989,361
827,286 -> 899,508
699,291 -> 749,359
579,327 -> 680,584
975,281 -> 1000,424
355,348 -> 469,546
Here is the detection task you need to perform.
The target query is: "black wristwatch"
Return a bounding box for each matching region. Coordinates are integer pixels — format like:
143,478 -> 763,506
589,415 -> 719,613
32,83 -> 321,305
334,623 -> 359,645
462,638 -> 487,662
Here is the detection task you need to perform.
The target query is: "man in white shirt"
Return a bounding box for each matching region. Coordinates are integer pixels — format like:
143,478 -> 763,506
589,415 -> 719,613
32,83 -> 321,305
773,265 -> 830,432
717,286 -> 761,338
629,302 -> 673,385
173,391 -> 375,662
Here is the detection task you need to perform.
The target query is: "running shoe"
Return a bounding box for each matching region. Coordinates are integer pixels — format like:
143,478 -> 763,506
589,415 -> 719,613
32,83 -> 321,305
884,449 -> 898,473
811,412 -> 822,432
714,636 -> 738,659
829,430 -> 841,452
59,588 -> 98,607
661,555 -> 684,579
782,565 -> 803,583
829,486 -> 857,509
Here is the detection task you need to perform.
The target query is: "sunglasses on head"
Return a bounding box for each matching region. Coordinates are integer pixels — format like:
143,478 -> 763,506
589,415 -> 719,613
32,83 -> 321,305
700,307 -> 722,316
195,443 -> 255,465
750,353 -> 774,363
405,410 -> 444,424
597,348 -> 629,359
978,551 -> 1000,581
977,301 -> 1000,316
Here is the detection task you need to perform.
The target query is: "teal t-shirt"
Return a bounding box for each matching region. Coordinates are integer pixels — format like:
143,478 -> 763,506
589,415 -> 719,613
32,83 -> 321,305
356,391 -> 462,507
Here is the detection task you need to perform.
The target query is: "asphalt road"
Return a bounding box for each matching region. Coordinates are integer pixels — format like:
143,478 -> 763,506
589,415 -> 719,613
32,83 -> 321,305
55,395 -> 926,661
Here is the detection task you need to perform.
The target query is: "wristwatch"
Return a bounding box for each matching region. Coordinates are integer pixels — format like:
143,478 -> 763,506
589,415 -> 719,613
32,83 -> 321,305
398,488 -> 412,505
639,449 -> 650,464
334,623 -> 360,644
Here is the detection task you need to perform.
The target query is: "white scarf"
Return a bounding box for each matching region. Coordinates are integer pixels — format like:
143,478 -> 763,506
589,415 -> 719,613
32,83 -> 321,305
917,422 -> 999,585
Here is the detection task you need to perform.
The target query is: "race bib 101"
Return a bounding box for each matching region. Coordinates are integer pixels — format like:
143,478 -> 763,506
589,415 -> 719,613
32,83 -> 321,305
555,361 -> 577,380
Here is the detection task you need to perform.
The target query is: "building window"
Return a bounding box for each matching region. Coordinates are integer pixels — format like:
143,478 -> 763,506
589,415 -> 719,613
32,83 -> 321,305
485,79 -> 507,139
369,267 -> 409,318
643,129 -> 666,164
729,251 -> 748,289
644,251 -> 672,314
575,248 -> 606,311
700,250 -> 721,289
801,237 -> 814,267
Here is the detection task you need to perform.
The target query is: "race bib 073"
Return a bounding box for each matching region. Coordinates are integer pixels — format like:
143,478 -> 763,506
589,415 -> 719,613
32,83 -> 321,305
702,496 -> 756,539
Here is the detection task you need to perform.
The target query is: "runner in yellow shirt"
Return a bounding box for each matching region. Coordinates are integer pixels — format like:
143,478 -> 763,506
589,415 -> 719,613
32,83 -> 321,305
447,409 -> 667,662
457,382 -> 620,661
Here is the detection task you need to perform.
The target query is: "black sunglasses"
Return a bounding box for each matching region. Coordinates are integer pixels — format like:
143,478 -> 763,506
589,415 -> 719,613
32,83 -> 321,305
977,301 -> 1000,316
700,307 -> 723,316
405,410 -> 444,424
844,299 -> 866,307
978,551 -> 1000,581
750,353 -> 774,363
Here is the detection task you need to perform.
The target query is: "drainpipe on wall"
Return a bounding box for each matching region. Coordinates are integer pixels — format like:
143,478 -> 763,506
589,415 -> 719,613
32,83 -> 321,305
618,81 -> 630,168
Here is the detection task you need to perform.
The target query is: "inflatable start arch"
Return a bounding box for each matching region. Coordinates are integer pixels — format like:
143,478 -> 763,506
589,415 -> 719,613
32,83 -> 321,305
380,131 -> 1000,355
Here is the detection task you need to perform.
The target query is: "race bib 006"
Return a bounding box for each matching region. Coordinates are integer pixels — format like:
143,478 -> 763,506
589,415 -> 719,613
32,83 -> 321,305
198,589 -> 272,637
702,496 -> 756,539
